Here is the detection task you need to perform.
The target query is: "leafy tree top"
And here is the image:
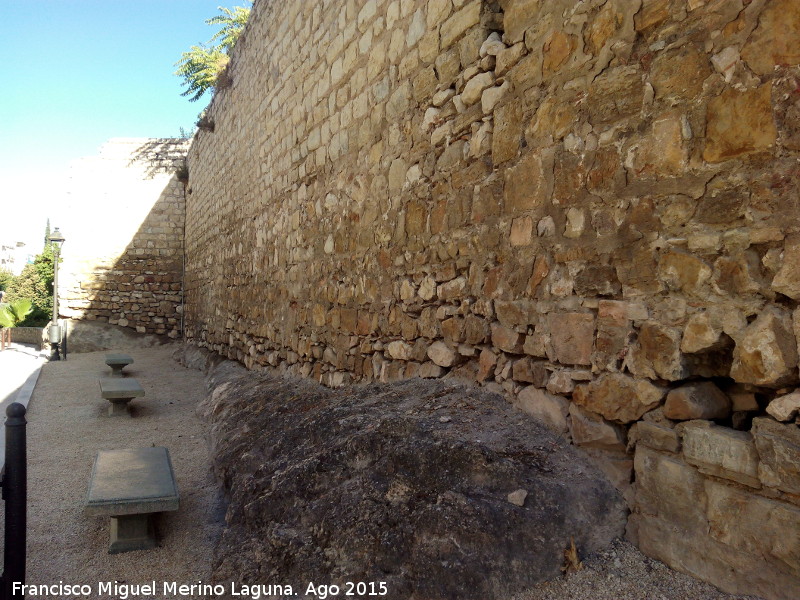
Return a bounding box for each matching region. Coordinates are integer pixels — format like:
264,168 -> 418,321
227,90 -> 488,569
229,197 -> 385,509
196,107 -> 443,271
175,4 -> 252,103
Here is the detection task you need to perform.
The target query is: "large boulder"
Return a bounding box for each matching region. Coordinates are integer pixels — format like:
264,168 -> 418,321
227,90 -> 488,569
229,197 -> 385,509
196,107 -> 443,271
202,372 -> 627,599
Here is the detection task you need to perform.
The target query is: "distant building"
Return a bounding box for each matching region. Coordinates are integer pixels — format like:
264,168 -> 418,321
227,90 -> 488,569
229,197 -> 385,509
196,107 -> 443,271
0,241 -> 29,276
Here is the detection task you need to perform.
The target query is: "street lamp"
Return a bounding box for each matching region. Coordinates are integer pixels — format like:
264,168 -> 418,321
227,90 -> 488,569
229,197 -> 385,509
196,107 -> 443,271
48,228 -> 65,361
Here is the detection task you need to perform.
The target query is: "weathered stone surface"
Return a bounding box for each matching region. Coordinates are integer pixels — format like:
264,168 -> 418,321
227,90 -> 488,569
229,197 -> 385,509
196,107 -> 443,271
681,311 -> 724,354
772,234 -> 800,300
704,478 -> 800,582
515,386 -> 569,433
427,340 -> 459,367
730,308 -> 799,388
572,373 -> 665,424
657,251 -> 711,295
387,340 -> 414,360
703,84 -> 776,163
632,447 -> 800,600
626,321 -> 686,381
569,404 -> 626,452
548,312 -> 594,366
752,416 -> 800,495
461,71 -> 495,106
628,421 -> 680,454
491,323 -> 523,354
740,0 -> 800,75
503,150 -> 551,212
680,421 -> 761,488
663,382 -> 731,421
766,390 -> 800,422
204,373 -> 626,599
511,358 -> 548,386
633,445 -> 708,533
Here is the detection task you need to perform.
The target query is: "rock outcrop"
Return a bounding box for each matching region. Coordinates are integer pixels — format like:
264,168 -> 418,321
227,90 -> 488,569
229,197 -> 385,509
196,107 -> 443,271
195,361 -> 626,599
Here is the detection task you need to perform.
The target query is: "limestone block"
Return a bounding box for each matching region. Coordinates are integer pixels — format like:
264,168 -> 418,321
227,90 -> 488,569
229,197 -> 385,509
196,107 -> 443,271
426,0 -> 452,28
437,276 -> 467,301
427,341 -> 459,367
418,361 -> 446,379
766,391 -> 800,422
680,421 -> 760,488
386,341 -> 413,361
545,370 -> 573,395
493,102 -> 524,165
703,84 -> 776,163
752,417 -> 800,495
569,404 -> 626,452
548,312 -> 594,366
491,323 -> 523,354
406,9 -> 425,48
418,276 -> 437,301
511,358 -> 548,386
479,32 -> 504,57
633,445 -> 708,532
772,234 -> 800,300
463,315 -> 489,345
628,421 -> 681,454
587,66 -> 644,125
476,348 -> 497,382
496,42 -> 526,75
664,382 -> 731,421
481,80 -> 511,114
630,111 -> 687,176
440,0 -> 481,49
730,307 -> 799,388
657,250 -> 711,295
494,300 -> 533,330
502,0 -> 541,44
625,321 -> 686,381
705,478 -> 800,575
681,311 -> 724,353
572,373 -> 665,424
516,386 -> 569,433
740,0 -> 800,76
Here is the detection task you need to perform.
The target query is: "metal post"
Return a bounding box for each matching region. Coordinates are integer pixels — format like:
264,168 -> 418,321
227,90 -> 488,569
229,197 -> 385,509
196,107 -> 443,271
49,243 -> 61,361
3,402 -> 27,599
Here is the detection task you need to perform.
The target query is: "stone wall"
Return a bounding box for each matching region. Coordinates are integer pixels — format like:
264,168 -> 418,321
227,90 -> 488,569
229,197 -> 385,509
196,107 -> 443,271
184,0 -> 800,596
59,138 -> 188,338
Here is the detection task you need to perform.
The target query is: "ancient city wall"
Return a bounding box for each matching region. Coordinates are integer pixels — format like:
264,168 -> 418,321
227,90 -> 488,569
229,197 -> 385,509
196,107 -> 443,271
59,138 -> 188,339
184,0 -> 800,596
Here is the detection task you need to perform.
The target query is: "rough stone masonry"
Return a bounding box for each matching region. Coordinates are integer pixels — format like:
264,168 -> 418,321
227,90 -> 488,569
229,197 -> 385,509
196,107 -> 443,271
180,0 -> 800,598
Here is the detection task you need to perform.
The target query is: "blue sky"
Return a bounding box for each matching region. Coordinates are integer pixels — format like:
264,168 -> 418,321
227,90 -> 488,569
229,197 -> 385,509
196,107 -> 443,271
2,0 -> 235,248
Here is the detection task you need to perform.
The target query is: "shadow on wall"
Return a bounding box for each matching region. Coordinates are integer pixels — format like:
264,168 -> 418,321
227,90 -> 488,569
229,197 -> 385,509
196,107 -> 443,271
56,138 -> 189,352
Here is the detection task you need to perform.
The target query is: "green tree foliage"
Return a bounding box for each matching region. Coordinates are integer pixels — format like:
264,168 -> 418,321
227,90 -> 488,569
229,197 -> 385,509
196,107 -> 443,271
5,245 -> 55,327
175,4 -> 251,102
0,268 -> 13,292
0,299 -> 33,328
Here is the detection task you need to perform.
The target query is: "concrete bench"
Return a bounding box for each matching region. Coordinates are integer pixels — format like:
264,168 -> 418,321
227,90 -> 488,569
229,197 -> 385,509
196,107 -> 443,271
105,353 -> 134,377
99,378 -> 145,417
85,447 -> 179,554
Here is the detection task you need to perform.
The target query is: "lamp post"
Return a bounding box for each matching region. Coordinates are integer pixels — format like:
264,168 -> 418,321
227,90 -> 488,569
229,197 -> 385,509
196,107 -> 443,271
48,228 -> 65,361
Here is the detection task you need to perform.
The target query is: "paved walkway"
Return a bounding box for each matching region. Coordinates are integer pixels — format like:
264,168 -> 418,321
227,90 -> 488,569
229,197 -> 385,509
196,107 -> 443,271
0,342 -> 47,464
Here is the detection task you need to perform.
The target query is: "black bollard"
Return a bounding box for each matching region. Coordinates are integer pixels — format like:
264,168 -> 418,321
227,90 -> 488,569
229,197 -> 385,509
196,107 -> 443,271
3,403 -> 27,600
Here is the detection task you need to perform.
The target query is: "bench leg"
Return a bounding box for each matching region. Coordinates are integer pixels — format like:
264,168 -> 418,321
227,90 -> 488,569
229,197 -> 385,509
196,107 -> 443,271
109,514 -> 156,554
108,398 -> 133,417
109,365 -> 126,377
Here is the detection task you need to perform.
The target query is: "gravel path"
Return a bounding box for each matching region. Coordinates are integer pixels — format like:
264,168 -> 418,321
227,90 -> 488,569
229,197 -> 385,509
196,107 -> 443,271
17,344 -> 764,599
24,345 -> 225,598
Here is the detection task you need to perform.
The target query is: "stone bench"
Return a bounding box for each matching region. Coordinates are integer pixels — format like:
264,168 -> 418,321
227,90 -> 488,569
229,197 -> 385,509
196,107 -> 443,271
99,378 -> 145,417
105,353 -> 134,377
85,447 -> 179,554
